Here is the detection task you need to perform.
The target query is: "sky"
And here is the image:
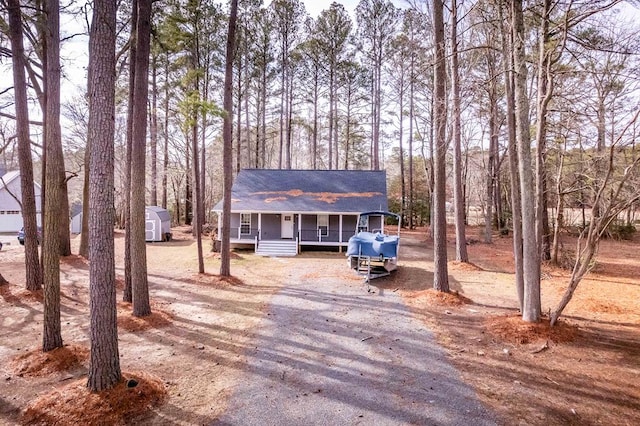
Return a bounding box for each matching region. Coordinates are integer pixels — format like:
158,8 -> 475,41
303,0 -> 363,17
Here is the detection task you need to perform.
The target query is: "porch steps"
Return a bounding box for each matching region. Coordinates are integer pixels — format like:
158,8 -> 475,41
256,240 -> 298,257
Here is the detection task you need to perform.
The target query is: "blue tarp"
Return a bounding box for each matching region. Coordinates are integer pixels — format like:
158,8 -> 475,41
347,231 -> 399,258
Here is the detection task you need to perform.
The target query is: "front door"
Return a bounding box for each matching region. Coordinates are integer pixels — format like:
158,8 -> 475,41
281,213 -> 294,239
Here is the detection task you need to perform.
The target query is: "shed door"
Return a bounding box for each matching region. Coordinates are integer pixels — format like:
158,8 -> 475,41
145,219 -> 156,241
281,214 -> 294,239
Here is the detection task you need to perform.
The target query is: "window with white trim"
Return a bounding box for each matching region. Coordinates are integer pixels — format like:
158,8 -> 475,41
317,214 -> 328,237
240,213 -> 251,234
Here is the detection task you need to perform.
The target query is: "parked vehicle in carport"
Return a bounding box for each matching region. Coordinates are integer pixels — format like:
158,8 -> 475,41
17,227 -> 42,245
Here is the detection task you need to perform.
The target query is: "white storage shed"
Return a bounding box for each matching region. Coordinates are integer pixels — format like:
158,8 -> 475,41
145,206 -> 172,242
70,212 -> 82,234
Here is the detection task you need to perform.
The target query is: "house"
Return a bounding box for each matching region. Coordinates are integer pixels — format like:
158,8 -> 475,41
0,170 -> 42,233
212,169 -> 390,256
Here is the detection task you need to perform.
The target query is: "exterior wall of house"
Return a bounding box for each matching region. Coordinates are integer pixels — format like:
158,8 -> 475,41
0,176 -> 42,232
342,215 -> 358,241
299,213 -> 359,243
300,214 -> 317,241
230,212 -> 259,240
327,215 -> 341,242
261,213 -> 283,240
228,212 -> 366,246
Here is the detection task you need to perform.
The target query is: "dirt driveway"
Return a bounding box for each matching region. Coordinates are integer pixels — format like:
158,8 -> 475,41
212,255 -> 495,425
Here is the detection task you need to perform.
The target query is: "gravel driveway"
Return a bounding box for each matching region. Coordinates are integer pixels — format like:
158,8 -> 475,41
212,256 -> 496,426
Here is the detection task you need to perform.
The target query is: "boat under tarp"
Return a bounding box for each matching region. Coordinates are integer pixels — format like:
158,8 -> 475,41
347,211 -> 401,283
346,231 -> 399,259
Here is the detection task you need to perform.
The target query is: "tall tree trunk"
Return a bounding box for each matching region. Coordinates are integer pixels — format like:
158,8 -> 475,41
451,0 -> 468,262
398,73 -> 406,224
131,0 -> 152,317
551,136 -> 567,265
220,0 -> 239,277
535,0 -> 553,263
344,85 -> 352,169
236,51 -> 242,174
79,145 -> 90,258
312,66 -> 319,169
373,62 -> 381,170
288,72 -> 295,169
7,0 -> 42,291
255,91 -> 261,168
192,118 -> 204,273
328,68 -> 334,170
513,0 -> 541,322
123,0 -> 137,303
87,0 -> 121,392
500,0 -> 524,309
150,53 -> 158,207
42,0 -> 63,352
408,46 -> 415,230
162,56 -> 169,210
485,84 -> 498,244
278,50 -> 285,169
432,0 -> 449,292
201,66 -> 209,226
243,37 -> 251,171
184,144 -> 191,225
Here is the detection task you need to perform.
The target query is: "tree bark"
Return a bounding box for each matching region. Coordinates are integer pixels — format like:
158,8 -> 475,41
451,0 -> 468,262
7,0 -> 42,291
123,0 -> 137,303
150,52 -> 158,207
87,0 -> 121,392
432,0 -> 449,293
513,0 -> 541,322
535,0 -> 553,263
79,144 -> 90,258
500,1 -> 524,310
131,0 -> 152,317
408,23 -> 415,230
192,115 -> 205,274
42,0 -> 63,352
220,0 -> 239,277
162,56 -> 169,210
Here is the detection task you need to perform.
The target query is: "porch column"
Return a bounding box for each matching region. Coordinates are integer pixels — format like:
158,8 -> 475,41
339,214 -> 343,253
218,213 -> 222,241
258,213 -> 262,240
298,214 -> 302,254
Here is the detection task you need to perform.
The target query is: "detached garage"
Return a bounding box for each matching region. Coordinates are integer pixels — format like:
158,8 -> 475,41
145,206 -> 172,242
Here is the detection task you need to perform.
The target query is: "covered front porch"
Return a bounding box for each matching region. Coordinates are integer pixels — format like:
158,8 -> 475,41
220,212 -> 373,254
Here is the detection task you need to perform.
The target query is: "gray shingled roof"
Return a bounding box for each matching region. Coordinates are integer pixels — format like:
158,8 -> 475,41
213,169 -> 388,213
